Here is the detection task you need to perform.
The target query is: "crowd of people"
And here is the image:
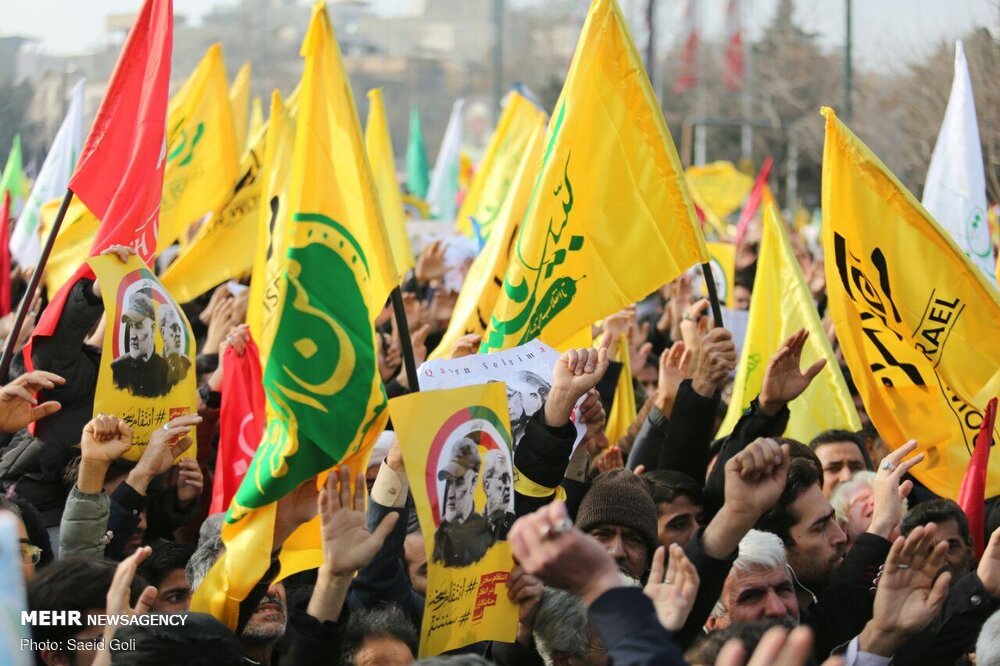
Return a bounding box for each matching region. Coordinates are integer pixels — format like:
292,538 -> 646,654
1,218 -> 999,666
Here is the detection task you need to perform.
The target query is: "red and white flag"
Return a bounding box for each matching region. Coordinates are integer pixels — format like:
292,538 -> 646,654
209,336 -> 265,514
29,0 -> 173,357
723,0 -> 744,91
673,0 -> 700,94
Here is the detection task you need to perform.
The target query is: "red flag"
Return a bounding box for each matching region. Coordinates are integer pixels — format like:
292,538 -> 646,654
209,337 -> 265,514
0,193 -> 11,316
735,156 -> 773,244
673,0 -> 700,95
27,0 -> 172,363
723,0 -> 744,91
958,397 -> 997,560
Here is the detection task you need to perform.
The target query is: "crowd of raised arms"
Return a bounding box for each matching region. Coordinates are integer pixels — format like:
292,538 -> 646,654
0,231 -> 996,666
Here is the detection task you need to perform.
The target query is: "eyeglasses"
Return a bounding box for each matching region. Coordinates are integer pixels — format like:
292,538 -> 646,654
19,540 -> 41,565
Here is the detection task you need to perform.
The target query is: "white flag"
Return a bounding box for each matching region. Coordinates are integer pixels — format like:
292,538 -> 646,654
426,98 -> 464,221
922,41 -> 994,282
11,79 -> 86,268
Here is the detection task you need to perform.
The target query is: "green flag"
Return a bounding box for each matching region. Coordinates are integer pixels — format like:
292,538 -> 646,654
0,134 -> 26,203
406,105 -> 429,199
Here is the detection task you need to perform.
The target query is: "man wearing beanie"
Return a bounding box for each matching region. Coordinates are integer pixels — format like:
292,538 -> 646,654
576,468 -> 659,580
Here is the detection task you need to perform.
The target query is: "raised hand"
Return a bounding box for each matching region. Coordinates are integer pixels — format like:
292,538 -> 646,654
593,446 -> 625,475
0,371 -> 65,432
176,458 -> 204,508
578,389 -> 606,436
80,413 -> 134,464
716,625 -> 836,666
451,333 -> 483,359
94,545 -> 158,666
644,544 -> 700,632
724,438 -> 790,520
977,528 -> 1000,598
545,337 -> 612,428
859,524 -> 950,657
508,564 -> 545,645
654,342 -> 691,417
202,295 -> 235,354
274,477 -> 321,548
415,239 -> 448,284
690,326 -> 737,398
133,414 -> 201,481
758,329 -> 827,416
318,466 -> 398,578
867,440 -> 922,539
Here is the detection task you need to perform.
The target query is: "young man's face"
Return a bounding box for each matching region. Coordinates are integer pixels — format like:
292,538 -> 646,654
815,442 -> 867,498
443,469 -> 476,522
152,568 -> 192,614
786,484 -> 847,590
934,517 -> 973,580
655,496 -> 700,549
404,533 -> 428,595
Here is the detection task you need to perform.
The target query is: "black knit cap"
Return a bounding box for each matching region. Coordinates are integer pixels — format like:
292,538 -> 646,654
576,468 -> 659,559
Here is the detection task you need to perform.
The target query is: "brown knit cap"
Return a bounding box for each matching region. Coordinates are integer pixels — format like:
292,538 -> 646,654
576,468 -> 658,558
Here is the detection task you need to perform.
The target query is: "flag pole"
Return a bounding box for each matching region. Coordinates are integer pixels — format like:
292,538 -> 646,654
0,189 -> 74,381
390,285 -> 420,392
700,262 -> 725,329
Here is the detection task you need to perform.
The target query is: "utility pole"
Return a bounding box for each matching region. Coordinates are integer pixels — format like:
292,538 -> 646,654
645,0 -> 656,95
843,0 -> 853,121
740,0 -> 753,161
492,0 -> 504,122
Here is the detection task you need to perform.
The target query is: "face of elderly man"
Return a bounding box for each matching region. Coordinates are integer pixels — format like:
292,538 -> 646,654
483,450 -> 512,515
129,317 -> 155,360
443,467 -> 477,523
158,306 -> 184,355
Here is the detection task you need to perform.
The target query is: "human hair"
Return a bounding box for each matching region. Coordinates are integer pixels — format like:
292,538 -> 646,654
686,618 -> 796,665
734,264 -> 756,291
710,530 -> 789,619
901,498 -> 971,544
8,495 -> 54,568
139,541 -> 196,588
755,458 -> 822,547
533,588 -> 592,665
27,557 -> 145,646
186,532 -> 225,592
830,471 -> 883,527
808,429 -> 873,469
642,470 -> 703,507
975,609 -> 1000,666
414,656 -> 493,665
341,605 -> 418,666
110,613 -> 245,665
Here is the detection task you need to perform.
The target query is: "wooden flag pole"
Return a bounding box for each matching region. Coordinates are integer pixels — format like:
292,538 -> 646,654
700,262 -> 725,329
390,285 -> 420,392
0,189 -> 75,381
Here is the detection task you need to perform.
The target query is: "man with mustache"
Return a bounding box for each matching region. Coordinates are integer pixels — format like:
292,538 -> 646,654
483,449 -> 515,541
432,438 -> 492,567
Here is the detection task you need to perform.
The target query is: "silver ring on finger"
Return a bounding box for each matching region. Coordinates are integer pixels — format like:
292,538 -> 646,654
553,518 -> 573,535
896,564 -> 909,570
880,460 -> 895,471
538,524 -> 554,541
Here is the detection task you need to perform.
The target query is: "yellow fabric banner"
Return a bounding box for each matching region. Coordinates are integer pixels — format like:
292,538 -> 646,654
389,382 -> 518,656
604,335 -> 636,443
87,254 -> 198,461
230,61 -> 252,153
40,195 -> 99,299
483,0 -> 709,353
821,107 -> 1000,498
455,91 -> 546,240
718,204 -> 860,441
704,241 -> 736,308
158,44 -> 240,253
686,161 -> 754,236
246,90 -> 295,361
159,118 -> 268,302
193,1 -> 395,629
430,116 -> 547,361
248,96 -> 264,143
366,88 -> 413,277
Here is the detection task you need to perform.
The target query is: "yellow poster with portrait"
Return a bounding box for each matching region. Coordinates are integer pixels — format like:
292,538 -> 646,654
389,382 -> 518,657
88,254 -> 199,461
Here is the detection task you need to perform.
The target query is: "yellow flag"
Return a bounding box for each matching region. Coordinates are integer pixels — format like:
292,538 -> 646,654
248,96 -> 264,143
229,62 -> 251,153
455,91 -> 546,240
158,44 -> 240,253
718,205 -> 860,440
193,3 -> 395,627
704,242 -> 736,308
389,383 -> 518,656
159,116 -> 269,302
483,0 -> 709,353
686,161 -> 754,236
430,116 -> 547,361
39,196 -> 98,298
605,335 -> 637,442
365,88 -> 413,277
246,91 -> 295,362
821,107 -> 1000,498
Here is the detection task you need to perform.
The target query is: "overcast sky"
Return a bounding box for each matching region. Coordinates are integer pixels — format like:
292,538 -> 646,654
4,0 -> 998,72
